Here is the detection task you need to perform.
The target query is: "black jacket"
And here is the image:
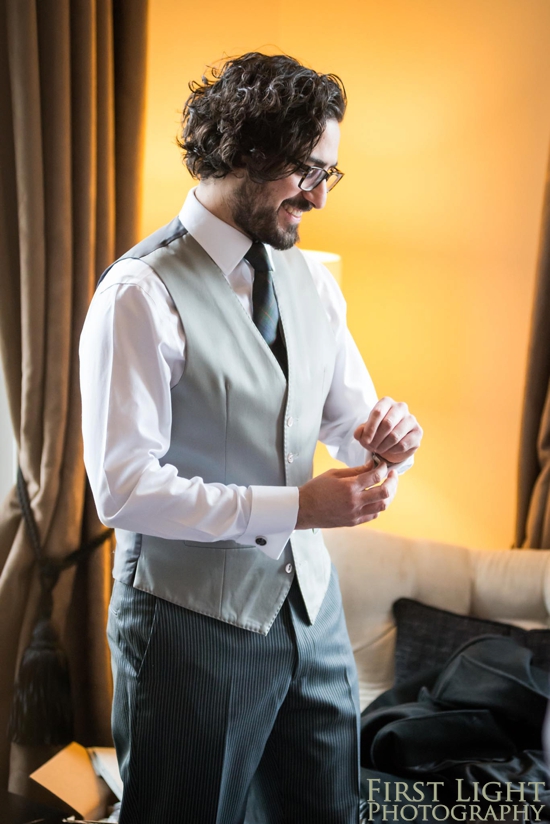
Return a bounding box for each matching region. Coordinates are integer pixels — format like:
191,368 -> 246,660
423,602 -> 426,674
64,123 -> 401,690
360,636 -> 550,823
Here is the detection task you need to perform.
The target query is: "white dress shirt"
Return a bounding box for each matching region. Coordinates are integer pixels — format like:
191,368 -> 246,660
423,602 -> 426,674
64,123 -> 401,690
80,189 -> 408,560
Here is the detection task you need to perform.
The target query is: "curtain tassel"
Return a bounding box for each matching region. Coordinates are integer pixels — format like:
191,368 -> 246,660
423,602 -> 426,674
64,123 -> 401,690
9,617 -> 73,746
8,467 -> 113,746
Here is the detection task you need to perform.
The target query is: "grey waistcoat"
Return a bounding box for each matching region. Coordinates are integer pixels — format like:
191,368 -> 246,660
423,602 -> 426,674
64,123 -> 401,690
104,217 -> 337,634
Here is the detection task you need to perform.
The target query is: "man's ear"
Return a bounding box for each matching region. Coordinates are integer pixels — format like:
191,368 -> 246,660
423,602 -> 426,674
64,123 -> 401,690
230,166 -> 247,179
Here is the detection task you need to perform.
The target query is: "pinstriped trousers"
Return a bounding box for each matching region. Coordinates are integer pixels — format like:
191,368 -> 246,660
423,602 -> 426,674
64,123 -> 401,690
107,566 -> 361,824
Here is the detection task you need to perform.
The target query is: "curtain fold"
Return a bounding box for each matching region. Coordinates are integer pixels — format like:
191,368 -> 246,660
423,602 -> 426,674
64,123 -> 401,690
0,0 -> 148,792
515,147 -> 550,548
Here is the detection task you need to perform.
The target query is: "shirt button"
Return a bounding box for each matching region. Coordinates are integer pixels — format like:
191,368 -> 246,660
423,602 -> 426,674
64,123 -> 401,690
287,453 -> 294,463
285,563 -> 293,573
286,416 -> 294,427
312,528 -> 319,534
255,536 -> 267,546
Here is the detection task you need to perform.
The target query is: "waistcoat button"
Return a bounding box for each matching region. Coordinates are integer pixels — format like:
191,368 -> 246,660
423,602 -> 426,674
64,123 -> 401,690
285,563 -> 293,573
255,536 -> 267,546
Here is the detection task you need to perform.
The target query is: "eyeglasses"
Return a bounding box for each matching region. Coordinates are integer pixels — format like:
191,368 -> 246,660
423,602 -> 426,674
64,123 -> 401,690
293,162 -> 345,193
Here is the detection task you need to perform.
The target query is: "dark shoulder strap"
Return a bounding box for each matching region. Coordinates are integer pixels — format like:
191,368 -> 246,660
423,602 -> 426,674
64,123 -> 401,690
96,216 -> 188,288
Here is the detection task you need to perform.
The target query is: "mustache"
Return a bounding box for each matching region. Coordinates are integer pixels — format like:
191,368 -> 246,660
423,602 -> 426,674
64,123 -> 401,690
282,197 -> 313,212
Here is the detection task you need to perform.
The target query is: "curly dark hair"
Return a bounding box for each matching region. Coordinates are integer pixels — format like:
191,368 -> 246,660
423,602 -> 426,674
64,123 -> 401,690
177,52 -> 346,183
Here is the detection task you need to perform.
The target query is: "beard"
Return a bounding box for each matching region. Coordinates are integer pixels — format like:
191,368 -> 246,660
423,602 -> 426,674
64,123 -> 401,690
228,177 -> 312,250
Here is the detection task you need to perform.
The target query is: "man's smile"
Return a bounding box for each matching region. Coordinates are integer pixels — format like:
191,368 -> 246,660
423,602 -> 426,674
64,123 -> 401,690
282,204 -> 303,221
281,198 -> 313,223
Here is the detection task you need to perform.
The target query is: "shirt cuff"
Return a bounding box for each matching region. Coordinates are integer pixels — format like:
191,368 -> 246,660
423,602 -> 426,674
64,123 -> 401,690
238,485 -> 299,560
384,455 -> 414,475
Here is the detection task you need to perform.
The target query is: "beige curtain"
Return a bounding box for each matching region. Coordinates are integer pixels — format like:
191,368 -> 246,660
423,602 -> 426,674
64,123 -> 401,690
0,0 -> 148,793
515,147 -> 550,548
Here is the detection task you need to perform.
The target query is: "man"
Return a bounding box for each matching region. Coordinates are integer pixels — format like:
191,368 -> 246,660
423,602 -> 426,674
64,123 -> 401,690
80,52 -> 422,824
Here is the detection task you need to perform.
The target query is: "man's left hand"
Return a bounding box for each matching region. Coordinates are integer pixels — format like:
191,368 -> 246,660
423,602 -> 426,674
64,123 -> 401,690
354,397 -> 423,465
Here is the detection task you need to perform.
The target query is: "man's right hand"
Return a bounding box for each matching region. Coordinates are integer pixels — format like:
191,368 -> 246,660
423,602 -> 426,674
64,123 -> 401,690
295,459 -> 398,530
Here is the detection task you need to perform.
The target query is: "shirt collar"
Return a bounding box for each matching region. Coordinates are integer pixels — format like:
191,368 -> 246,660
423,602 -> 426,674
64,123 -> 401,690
179,187 -> 256,276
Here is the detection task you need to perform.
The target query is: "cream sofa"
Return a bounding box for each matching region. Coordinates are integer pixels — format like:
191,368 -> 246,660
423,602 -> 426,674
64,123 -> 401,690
324,526 -> 550,710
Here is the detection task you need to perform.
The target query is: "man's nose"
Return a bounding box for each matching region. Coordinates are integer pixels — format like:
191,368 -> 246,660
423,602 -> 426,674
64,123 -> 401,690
303,180 -> 328,210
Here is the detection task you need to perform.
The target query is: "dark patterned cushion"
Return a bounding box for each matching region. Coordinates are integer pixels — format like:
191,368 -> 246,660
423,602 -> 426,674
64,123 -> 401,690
392,598 -> 550,684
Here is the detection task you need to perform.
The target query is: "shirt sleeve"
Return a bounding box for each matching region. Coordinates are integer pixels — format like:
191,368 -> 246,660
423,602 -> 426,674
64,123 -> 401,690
303,253 -> 413,475
79,259 -> 297,558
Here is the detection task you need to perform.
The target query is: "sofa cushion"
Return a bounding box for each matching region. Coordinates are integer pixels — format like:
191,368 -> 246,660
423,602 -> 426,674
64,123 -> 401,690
393,597 -> 550,684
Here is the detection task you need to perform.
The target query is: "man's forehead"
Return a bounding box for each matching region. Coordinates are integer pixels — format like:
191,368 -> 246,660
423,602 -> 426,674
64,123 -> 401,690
307,153 -> 338,169
307,119 -> 340,168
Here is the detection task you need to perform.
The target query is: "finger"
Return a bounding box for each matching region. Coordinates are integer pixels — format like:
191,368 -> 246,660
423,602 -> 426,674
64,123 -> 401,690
330,459 -> 377,480
379,444 -> 420,463
378,427 -> 423,463
359,397 -> 395,445
361,471 -> 398,502
358,473 -> 398,515
375,417 -> 416,455
353,461 -> 389,490
366,402 -> 409,452
353,422 -> 365,441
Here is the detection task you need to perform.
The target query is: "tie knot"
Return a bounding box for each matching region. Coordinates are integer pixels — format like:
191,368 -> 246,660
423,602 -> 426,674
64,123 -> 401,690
244,241 -> 272,273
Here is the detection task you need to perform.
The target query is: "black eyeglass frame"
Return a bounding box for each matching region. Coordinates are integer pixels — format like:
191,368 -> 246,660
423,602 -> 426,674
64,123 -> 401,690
292,161 -> 345,193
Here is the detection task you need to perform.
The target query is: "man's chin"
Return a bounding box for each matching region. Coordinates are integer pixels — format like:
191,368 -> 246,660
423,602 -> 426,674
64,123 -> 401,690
269,226 -> 300,251
229,192 -> 300,250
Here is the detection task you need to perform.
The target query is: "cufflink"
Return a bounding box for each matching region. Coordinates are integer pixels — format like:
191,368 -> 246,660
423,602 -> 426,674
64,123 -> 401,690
255,536 -> 267,546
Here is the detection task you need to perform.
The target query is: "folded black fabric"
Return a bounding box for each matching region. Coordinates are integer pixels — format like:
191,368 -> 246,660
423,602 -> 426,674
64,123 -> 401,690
360,636 -> 550,823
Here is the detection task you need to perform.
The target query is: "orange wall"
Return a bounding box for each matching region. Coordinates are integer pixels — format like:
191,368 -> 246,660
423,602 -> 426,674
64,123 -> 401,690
141,0 -> 550,549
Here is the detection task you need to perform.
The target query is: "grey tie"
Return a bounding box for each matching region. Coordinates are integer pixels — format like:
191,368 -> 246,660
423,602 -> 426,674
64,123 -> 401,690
244,242 -> 280,347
